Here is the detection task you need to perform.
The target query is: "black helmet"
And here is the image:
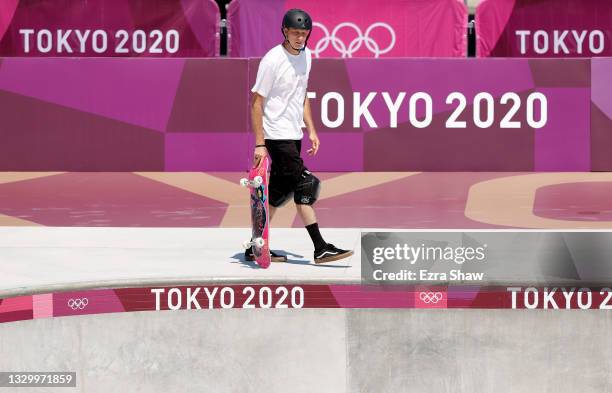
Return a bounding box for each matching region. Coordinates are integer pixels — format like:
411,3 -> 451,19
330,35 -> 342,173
281,9 -> 312,51
282,9 -> 312,30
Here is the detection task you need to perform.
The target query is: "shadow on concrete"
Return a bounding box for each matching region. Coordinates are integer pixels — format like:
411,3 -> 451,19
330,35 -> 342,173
229,251 -> 351,269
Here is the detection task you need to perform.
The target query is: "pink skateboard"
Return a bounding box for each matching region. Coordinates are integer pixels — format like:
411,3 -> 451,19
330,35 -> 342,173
240,156 -> 271,268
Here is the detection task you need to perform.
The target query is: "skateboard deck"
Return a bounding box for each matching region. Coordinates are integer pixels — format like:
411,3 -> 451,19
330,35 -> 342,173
240,156 -> 271,268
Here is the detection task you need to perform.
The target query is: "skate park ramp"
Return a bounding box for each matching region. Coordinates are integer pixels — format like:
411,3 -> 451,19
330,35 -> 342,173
2,307 -> 611,392
2,178 -> 612,392
1,225 -> 611,393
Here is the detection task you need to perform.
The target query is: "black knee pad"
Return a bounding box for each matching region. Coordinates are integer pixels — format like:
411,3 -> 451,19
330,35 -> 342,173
269,187 -> 292,208
294,169 -> 320,205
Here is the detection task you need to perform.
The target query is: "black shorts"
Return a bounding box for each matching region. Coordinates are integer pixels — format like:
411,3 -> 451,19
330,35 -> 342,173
265,139 -> 306,207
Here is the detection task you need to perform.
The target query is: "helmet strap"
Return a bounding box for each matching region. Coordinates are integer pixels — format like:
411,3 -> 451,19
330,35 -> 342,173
303,30 -> 312,50
281,28 -> 304,54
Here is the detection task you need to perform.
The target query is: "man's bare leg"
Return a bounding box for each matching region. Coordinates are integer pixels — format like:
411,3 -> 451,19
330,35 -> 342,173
295,204 -> 317,226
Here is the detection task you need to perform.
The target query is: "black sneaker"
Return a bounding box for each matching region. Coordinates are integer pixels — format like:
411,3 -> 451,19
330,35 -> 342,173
244,247 -> 287,263
314,243 -> 354,264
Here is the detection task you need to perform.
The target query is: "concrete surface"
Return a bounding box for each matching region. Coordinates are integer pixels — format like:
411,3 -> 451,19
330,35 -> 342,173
1,309 -> 611,393
0,227 -> 361,297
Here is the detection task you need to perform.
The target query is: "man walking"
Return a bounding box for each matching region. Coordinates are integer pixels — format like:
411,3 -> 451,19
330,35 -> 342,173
245,9 -> 353,264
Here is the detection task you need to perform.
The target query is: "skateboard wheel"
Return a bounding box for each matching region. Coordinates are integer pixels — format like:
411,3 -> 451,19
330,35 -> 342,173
239,178 -> 249,187
253,176 -> 263,187
242,240 -> 252,250
253,237 -> 265,248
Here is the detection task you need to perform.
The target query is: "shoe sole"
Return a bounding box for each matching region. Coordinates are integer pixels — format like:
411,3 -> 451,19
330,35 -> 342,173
315,250 -> 354,264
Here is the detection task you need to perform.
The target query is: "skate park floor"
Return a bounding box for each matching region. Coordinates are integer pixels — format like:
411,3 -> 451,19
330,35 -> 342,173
0,227 -> 360,297
2,170 -> 612,296
2,172 -> 612,392
2,171 -> 612,229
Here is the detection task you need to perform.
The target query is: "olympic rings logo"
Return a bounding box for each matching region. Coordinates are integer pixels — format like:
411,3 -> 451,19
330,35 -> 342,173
419,292 -> 443,304
67,298 -> 89,310
311,22 -> 396,58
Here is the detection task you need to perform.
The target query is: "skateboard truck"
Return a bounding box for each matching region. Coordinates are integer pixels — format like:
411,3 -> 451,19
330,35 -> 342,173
240,176 -> 263,188
242,237 -> 265,249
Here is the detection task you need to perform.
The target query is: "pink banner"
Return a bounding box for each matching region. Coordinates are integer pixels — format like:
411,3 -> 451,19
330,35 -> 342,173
0,57 -> 593,172
3,285 -> 612,324
476,0 -> 612,57
0,0 -> 221,57
228,0 -> 468,58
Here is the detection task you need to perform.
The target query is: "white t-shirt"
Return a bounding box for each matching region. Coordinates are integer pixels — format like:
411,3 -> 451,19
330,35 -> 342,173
251,44 -> 312,140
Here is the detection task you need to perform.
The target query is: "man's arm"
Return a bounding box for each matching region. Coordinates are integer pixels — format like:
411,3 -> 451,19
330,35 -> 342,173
303,96 -> 320,156
251,92 -> 267,167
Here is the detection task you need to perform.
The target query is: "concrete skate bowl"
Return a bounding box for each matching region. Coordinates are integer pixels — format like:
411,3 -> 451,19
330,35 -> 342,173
1,283 -> 611,393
